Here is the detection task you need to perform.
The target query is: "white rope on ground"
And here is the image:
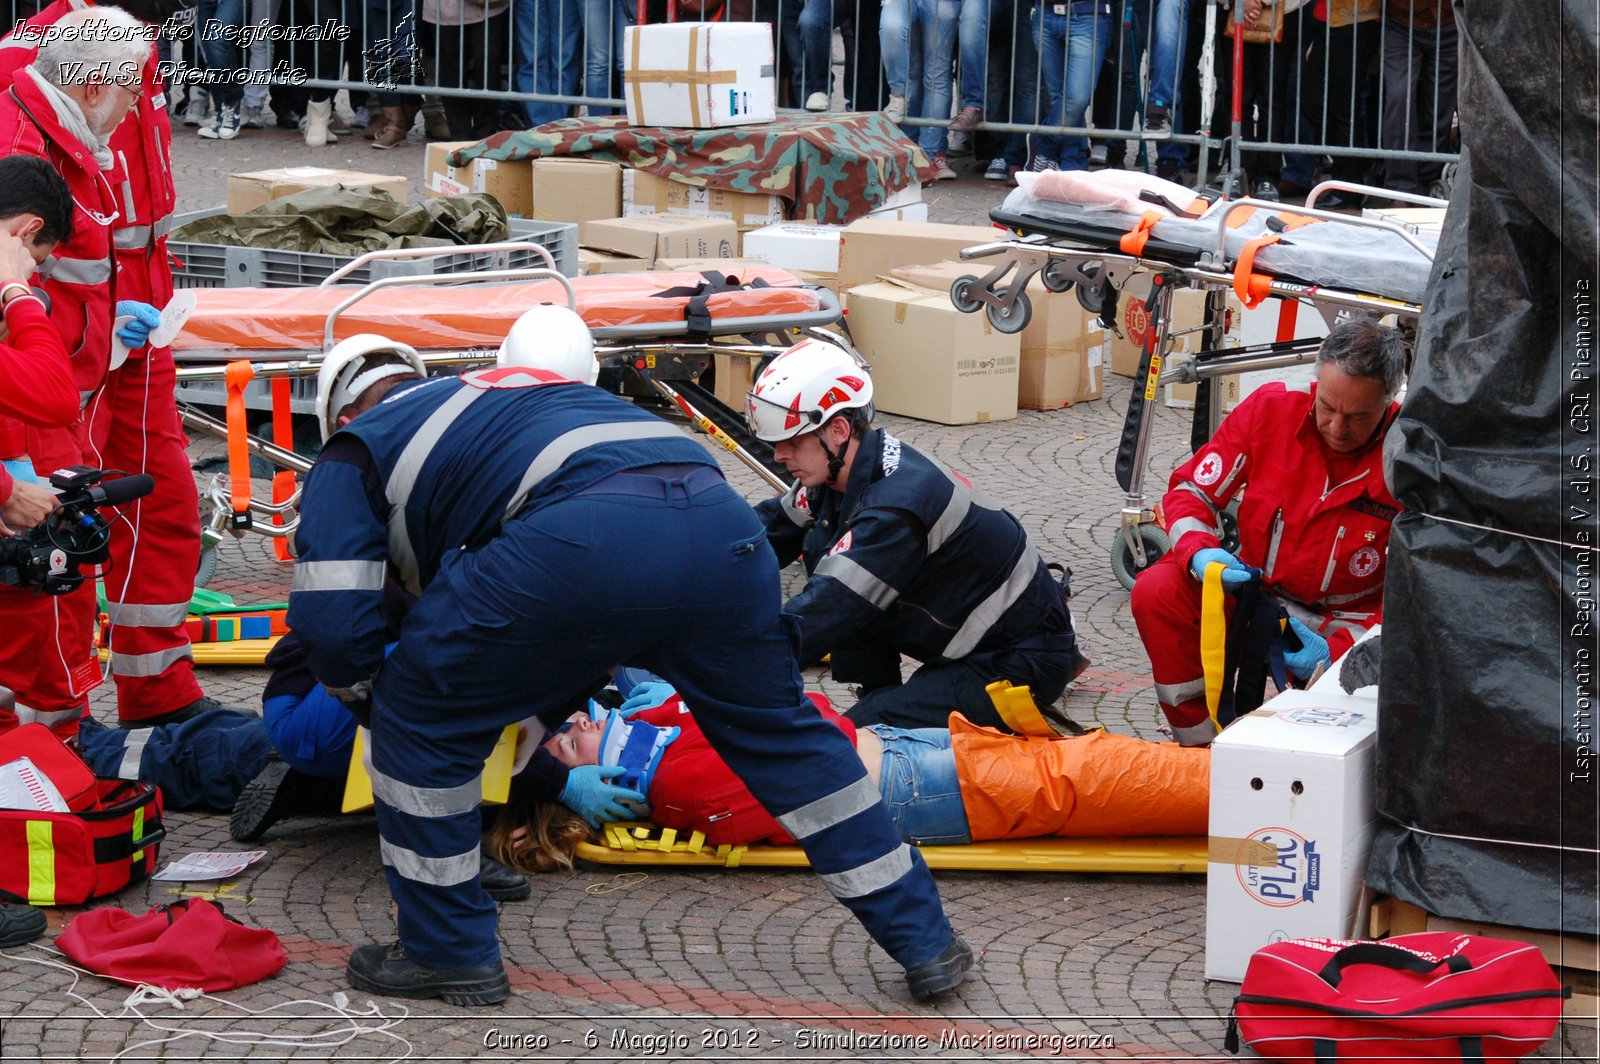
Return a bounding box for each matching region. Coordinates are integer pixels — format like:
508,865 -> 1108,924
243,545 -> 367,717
0,944 -> 415,1063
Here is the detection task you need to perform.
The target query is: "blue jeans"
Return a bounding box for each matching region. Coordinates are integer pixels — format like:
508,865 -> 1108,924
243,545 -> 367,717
870,726 -> 973,845
581,0 -> 633,114
880,0 -> 958,154
796,0 -> 843,99
994,0 -> 1039,164
517,0 -> 582,125
1037,0 -> 1114,170
956,0 -> 987,111
197,0 -> 246,108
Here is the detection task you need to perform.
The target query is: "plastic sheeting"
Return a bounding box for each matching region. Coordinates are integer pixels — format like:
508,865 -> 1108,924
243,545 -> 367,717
170,187 -> 511,255
169,267 -> 820,353
998,187 -> 1437,305
1367,0 -> 1599,935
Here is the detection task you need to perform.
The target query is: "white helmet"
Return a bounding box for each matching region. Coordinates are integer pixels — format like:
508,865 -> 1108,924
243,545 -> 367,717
745,337 -> 873,443
497,305 -> 598,386
315,333 -> 427,441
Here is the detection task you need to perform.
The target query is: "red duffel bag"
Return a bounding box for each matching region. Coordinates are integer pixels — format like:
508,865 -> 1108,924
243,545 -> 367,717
1228,932 -> 1570,1063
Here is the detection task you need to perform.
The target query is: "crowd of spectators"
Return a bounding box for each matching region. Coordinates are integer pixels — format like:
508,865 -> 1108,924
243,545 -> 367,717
71,0 -> 1456,203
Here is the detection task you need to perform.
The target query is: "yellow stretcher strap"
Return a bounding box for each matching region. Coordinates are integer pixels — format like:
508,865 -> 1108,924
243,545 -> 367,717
986,680 -> 1056,737
1201,561 -> 1228,725
341,724 -> 519,814
26,820 -> 54,906
601,822 -> 750,866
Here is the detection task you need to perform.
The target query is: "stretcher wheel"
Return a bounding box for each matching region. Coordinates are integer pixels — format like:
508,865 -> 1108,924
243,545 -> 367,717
1040,261 -> 1075,294
949,276 -> 982,314
986,292 -> 1031,334
1111,524 -> 1171,592
196,543 -> 219,589
1074,265 -> 1104,314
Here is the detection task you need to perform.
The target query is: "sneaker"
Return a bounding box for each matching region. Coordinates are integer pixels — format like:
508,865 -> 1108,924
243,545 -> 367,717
948,104 -> 983,133
228,757 -> 343,841
1023,133 -> 1059,173
347,942 -> 510,1006
480,854 -> 531,903
804,91 -> 829,112
1252,179 -> 1282,202
946,129 -> 971,157
931,153 -> 957,181
197,104 -> 241,140
883,94 -> 907,124
181,93 -> 211,127
1144,104 -> 1172,139
984,157 -> 1010,182
1089,142 -> 1109,167
239,105 -> 265,129
906,935 -> 973,1001
0,902 -> 45,949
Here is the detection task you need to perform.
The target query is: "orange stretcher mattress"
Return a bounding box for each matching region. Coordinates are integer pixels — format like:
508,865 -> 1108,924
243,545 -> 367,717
172,267 -> 821,352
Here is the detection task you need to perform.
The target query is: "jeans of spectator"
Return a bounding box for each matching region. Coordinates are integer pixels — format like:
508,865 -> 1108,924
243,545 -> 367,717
581,0 -> 633,114
425,15 -> 510,136
1304,18 -> 1380,185
241,0 -> 280,109
871,726 -> 973,845
987,0 -> 1037,166
1095,0 -> 1186,169
1036,0 -> 1113,170
197,0 -> 246,110
347,0 -> 414,107
750,0 -> 804,107
1379,17 -> 1457,196
516,0 -> 581,125
279,0 -> 341,103
879,0 -> 957,155
795,0 -> 841,101
955,0 -> 986,112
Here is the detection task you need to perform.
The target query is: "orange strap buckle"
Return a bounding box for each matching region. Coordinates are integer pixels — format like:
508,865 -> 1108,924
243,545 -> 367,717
223,360 -> 254,531
1119,210 -> 1165,257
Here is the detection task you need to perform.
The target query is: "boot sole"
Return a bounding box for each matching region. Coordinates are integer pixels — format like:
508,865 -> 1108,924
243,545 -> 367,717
348,967 -> 510,1006
0,908 -> 46,948
907,939 -> 974,1001
229,761 -> 293,842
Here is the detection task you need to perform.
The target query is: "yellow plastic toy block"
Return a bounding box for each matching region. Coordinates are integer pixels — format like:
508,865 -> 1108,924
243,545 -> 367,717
342,722 -> 521,814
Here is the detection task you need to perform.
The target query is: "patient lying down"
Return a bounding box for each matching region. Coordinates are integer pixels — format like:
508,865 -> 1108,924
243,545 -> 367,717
487,690 -> 1208,874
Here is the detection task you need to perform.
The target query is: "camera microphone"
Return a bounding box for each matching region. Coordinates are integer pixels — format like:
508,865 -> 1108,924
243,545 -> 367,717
89,473 -> 155,508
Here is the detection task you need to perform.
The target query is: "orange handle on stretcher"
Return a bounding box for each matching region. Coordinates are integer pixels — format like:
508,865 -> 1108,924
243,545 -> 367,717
224,360 -> 254,531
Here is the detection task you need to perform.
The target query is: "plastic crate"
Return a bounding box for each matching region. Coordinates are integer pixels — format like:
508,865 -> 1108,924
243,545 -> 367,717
168,209 -> 579,288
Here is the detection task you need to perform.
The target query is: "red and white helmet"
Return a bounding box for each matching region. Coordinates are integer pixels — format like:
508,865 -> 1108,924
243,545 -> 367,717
745,337 -> 873,443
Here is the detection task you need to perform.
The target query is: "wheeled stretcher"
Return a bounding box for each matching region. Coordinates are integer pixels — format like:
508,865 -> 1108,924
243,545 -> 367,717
173,245 -> 839,588
949,179 -> 1441,588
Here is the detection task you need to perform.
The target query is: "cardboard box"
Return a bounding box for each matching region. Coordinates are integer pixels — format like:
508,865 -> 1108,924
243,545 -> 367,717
845,280 -> 1019,425
576,248 -> 653,275
1360,205 -> 1446,237
888,261 -> 1106,410
580,215 -> 738,264
1205,688 -> 1381,983
1161,352 -> 1241,411
1109,283 -> 1243,378
623,169 -> 784,230
420,145 -> 533,215
837,219 -> 998,292
532,158 -> 623,225
866,201 -> 930,224
622,22 -> 776,129
228,167 -> 409,215
712,350 -> 759,407
742,222 -> 845,273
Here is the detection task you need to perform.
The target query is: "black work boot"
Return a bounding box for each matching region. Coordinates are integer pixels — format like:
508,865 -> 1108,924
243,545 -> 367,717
122,695 -> 256,730
480,854 -> 531,903
0,903 -> 45,948
347,942 -> 509,1005
229,758 -> 344,842
905,935 -> 973,1001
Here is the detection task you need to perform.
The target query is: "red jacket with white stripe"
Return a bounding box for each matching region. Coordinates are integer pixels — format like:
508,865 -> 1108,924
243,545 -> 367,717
1161,381 -> 1400,657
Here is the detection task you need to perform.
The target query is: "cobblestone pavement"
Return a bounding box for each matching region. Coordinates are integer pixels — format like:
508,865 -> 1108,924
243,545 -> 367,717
0,121 -> 1588,1062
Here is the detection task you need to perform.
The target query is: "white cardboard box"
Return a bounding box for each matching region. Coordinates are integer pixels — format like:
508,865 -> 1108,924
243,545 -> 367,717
622,22 -> 776,129
742,222 -> 845,273
1205,688 -> 1380,983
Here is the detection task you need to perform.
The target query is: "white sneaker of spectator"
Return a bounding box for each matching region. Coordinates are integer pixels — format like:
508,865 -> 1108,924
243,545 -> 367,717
804,92 -> 829,112
946,129 -> 971,157
240,106 -> 265,129
884,94 -> 907,124
197,104 -> 241,141
931,153 -> 957,181
1089,142 -> 1108,167
183,92 -> 211,127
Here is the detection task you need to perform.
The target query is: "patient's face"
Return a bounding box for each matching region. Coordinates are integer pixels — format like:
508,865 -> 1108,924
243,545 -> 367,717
1313,365 -> 1390,454
543,711 -> 604,769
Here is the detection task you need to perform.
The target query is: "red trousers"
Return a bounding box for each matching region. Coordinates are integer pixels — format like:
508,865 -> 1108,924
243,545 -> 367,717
1129,551 -> 1233,746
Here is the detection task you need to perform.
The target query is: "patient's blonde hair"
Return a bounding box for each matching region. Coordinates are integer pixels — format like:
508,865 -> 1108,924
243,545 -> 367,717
487,787 -> 595,874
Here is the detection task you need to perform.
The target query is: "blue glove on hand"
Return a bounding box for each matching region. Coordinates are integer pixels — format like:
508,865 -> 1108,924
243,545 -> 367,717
617,680 -> 677,718
1284,617 -> 1331,682
558,764 -> 645,828
115,300 -> 162,348
1190,547 -> 1254,590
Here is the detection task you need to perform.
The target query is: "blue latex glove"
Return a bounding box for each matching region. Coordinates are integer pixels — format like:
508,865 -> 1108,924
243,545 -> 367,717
1284,617 -> 1331,681
617,680 -> 677,718
115,300 -> 162,348
1190,546 -> 1253,590
558,764 -> 645,828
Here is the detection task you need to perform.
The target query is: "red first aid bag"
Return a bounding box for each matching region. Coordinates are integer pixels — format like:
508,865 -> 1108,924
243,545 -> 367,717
1228,933 -> 1570,1063
0,779 -> 163,906
57,898 -> 287,992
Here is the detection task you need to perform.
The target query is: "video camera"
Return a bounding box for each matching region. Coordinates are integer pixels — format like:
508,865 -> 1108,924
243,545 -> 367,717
0,467 -> 154,594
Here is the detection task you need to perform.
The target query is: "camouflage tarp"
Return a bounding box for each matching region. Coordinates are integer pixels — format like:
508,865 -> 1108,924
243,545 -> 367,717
452,112 -> 931,225
172,188 -> 510,256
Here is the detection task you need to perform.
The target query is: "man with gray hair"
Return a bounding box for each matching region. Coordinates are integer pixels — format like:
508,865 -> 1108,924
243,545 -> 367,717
1130,318 -> 1408,745
0,6 -> 168,738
